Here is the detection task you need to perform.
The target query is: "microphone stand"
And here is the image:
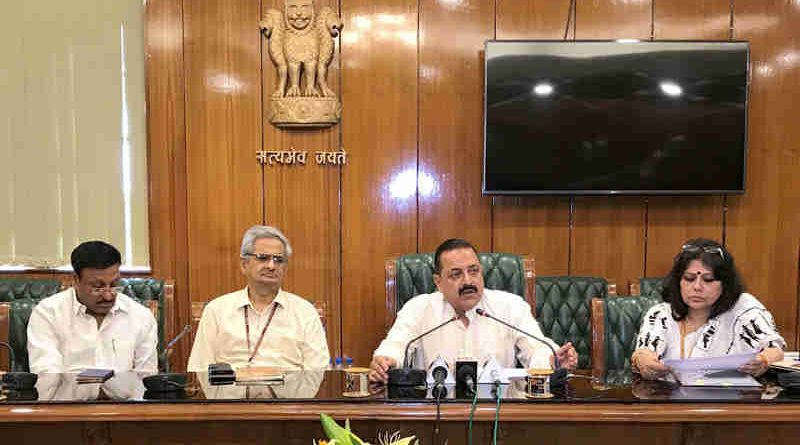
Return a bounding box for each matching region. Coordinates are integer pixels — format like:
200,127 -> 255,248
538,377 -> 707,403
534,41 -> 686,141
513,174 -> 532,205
143,325 -> 192,393
388,316 -> 458,387
475,308 -> 568,387
0,341 -> 37,391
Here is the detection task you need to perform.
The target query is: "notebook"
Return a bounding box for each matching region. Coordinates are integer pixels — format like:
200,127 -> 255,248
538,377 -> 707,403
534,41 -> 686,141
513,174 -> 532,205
76,368 -> 114,384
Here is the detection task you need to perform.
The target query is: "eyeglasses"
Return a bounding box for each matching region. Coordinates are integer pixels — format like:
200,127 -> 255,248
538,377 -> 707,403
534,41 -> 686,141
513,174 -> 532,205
681,244 -> 725,260
90,286 -> 124,295
243,253 -> 288,264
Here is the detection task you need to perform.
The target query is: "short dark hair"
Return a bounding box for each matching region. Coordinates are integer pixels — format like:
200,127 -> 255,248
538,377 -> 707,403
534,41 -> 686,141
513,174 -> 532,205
433,238 -> 478,274
71,241 -> 122,278
662,238 -> 743,321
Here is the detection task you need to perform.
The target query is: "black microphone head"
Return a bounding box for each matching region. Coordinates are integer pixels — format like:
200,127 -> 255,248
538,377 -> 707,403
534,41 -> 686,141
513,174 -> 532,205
475,308 -> 486,316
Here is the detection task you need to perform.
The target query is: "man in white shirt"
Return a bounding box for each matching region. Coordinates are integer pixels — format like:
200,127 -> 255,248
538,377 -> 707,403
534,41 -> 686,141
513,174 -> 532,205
27,241 -> 158,374
369,238 -> 578,383
188,225 -> 330,371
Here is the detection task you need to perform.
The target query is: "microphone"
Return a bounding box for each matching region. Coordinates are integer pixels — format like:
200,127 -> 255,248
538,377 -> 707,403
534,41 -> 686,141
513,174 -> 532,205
388,316 -> 459,386
474,308 -> 568,387
143,324 -> 192,392
0,341 -> 37,391
429,355 -> 449,386
455,360 -> 477,398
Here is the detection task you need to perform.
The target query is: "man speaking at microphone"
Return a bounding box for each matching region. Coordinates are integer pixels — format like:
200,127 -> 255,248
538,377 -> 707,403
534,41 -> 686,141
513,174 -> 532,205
369,238 -> 577,383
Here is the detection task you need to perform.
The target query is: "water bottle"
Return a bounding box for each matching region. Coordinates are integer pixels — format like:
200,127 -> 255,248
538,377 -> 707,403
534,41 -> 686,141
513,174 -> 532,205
344,356 -> 353,369
334,356 -> 343,370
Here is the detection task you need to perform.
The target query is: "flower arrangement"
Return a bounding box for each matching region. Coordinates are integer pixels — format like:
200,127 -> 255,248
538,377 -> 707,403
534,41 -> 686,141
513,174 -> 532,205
315,413 -> 419,445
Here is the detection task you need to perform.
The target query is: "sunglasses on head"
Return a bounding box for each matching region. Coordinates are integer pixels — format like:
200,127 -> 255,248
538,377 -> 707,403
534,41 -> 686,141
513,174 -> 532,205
681,244 -> 725,260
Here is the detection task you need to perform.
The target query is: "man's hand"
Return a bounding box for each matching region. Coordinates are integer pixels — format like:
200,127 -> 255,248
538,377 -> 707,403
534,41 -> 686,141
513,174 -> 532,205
369,355 -> 397,384
554,342 -> 578,370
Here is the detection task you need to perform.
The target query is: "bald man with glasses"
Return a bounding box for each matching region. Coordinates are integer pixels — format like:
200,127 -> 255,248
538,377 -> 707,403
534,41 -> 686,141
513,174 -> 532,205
188,225 -> 330,372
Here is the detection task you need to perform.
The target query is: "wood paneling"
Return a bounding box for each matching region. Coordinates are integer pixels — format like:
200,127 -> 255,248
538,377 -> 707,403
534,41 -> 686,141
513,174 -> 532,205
145,0 -> 190,370
579,0 -> 653,40
571,197 -> 646,293
493,0 -> 572,275
184,0 -> 263,302
644,0 -> 731,280
654,0 -> 731,40
340,0 -> 419,366
418,0 -> 493,252
260,0 -> 343,359
726,0 -> 800,349
496,0 -> 573,40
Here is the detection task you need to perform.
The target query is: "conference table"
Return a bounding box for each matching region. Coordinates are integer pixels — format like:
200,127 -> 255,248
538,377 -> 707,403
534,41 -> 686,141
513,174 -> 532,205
1,370 -> 799,444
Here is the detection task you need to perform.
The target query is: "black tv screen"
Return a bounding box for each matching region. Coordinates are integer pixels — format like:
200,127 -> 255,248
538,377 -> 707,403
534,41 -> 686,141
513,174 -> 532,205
483,40 -> 749,195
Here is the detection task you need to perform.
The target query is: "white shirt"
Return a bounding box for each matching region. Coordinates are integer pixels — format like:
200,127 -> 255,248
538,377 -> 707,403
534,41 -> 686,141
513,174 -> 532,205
27,288 -> 158,374
374,288 -> 558,370
187,288 -> 330,372
636,293 -> 786,360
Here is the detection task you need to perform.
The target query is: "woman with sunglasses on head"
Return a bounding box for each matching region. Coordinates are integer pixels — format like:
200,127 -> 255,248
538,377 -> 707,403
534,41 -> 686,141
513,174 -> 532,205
632,238 -> 785,380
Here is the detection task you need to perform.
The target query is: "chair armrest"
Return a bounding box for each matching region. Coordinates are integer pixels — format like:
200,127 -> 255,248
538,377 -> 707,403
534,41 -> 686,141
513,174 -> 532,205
590,298 -> 606,381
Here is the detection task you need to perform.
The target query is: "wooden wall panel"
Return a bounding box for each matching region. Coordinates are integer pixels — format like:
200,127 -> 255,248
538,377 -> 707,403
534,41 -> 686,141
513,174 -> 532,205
340,0 -> 419,366
571,197 -> 646,291
145,0 -> 190,370
644,0 -> 731,280
579,0 -> 653,40
184,0 -> 263,303
418,0 -> 493,253
726,0 -> 800,348
493,0 -> 572,275
569,1 -> 652,293
260,0 -> 343,360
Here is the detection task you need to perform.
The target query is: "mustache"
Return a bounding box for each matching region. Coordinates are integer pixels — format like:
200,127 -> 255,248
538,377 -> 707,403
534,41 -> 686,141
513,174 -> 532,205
459,285 -> 478,296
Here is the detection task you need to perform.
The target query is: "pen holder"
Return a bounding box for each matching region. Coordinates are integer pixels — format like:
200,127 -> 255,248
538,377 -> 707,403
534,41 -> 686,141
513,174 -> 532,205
342,367 -> 371,397
525,368 -> 553,399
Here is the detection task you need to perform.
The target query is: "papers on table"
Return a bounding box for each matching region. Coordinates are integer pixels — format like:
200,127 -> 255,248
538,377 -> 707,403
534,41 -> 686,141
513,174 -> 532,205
663,353 -> 760,387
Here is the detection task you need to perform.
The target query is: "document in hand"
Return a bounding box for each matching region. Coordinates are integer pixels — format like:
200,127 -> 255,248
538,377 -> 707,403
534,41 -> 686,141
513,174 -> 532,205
663,353 -> 760,387
76,368 -> 114,384
235,366 -> 284,384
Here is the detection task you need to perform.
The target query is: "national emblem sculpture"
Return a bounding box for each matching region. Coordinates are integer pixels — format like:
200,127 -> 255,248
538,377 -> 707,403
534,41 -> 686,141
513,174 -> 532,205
260,0 -> 343,127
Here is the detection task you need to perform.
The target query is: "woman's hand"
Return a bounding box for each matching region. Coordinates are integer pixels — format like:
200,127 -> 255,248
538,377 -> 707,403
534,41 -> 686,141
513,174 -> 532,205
632,349 -> 672,380
738,348 -> 783,377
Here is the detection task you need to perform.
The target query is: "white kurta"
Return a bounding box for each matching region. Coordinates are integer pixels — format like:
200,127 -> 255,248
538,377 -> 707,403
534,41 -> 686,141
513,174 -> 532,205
27,288 -> 158,374
187,288 -> 330,372
374,288 -> 558,370
636,293 -> 785,360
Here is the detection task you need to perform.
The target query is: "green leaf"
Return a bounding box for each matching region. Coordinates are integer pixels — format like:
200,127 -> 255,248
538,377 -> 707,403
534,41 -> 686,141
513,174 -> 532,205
320,413 -> 353,445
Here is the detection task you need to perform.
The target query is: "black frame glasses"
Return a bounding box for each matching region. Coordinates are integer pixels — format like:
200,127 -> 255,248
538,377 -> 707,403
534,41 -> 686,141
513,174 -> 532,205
681,244 -> 725,260
242,253 -> 288,264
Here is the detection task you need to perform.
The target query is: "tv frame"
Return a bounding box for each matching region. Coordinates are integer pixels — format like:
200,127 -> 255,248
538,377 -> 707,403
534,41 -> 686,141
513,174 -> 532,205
482,39 -> 751,196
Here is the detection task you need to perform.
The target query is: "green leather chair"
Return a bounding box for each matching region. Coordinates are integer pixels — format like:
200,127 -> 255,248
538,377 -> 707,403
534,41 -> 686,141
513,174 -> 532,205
535,276 -> 614,369
630,277 -> 665,300
590,294 -> 663,380
0,278 -> 61,302
384,253 -> 534,331
1,277 -> 174,372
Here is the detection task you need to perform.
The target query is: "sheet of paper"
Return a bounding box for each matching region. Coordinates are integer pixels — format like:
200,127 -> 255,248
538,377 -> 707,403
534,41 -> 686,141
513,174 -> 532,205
671,369 -> 761,387
664,352 -> 756,372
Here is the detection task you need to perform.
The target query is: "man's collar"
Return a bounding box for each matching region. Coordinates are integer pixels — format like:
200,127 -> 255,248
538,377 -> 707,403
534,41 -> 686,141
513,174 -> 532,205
239,287 -> 284,310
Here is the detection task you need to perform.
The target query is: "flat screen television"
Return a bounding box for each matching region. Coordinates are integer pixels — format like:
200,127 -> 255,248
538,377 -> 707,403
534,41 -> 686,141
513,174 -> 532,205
483,40 -> 750,195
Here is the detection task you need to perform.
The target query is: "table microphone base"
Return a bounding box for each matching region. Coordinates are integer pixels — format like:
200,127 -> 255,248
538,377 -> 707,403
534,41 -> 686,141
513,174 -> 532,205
550,368 -> 569,389
143,373 -> 187,392
1,372 -> 37,391
387,368 -> 426,387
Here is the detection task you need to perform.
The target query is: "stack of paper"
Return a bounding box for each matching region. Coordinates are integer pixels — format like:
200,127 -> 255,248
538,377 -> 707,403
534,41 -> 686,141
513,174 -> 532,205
76,368 -> 114,384
663,353 -> 760,387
